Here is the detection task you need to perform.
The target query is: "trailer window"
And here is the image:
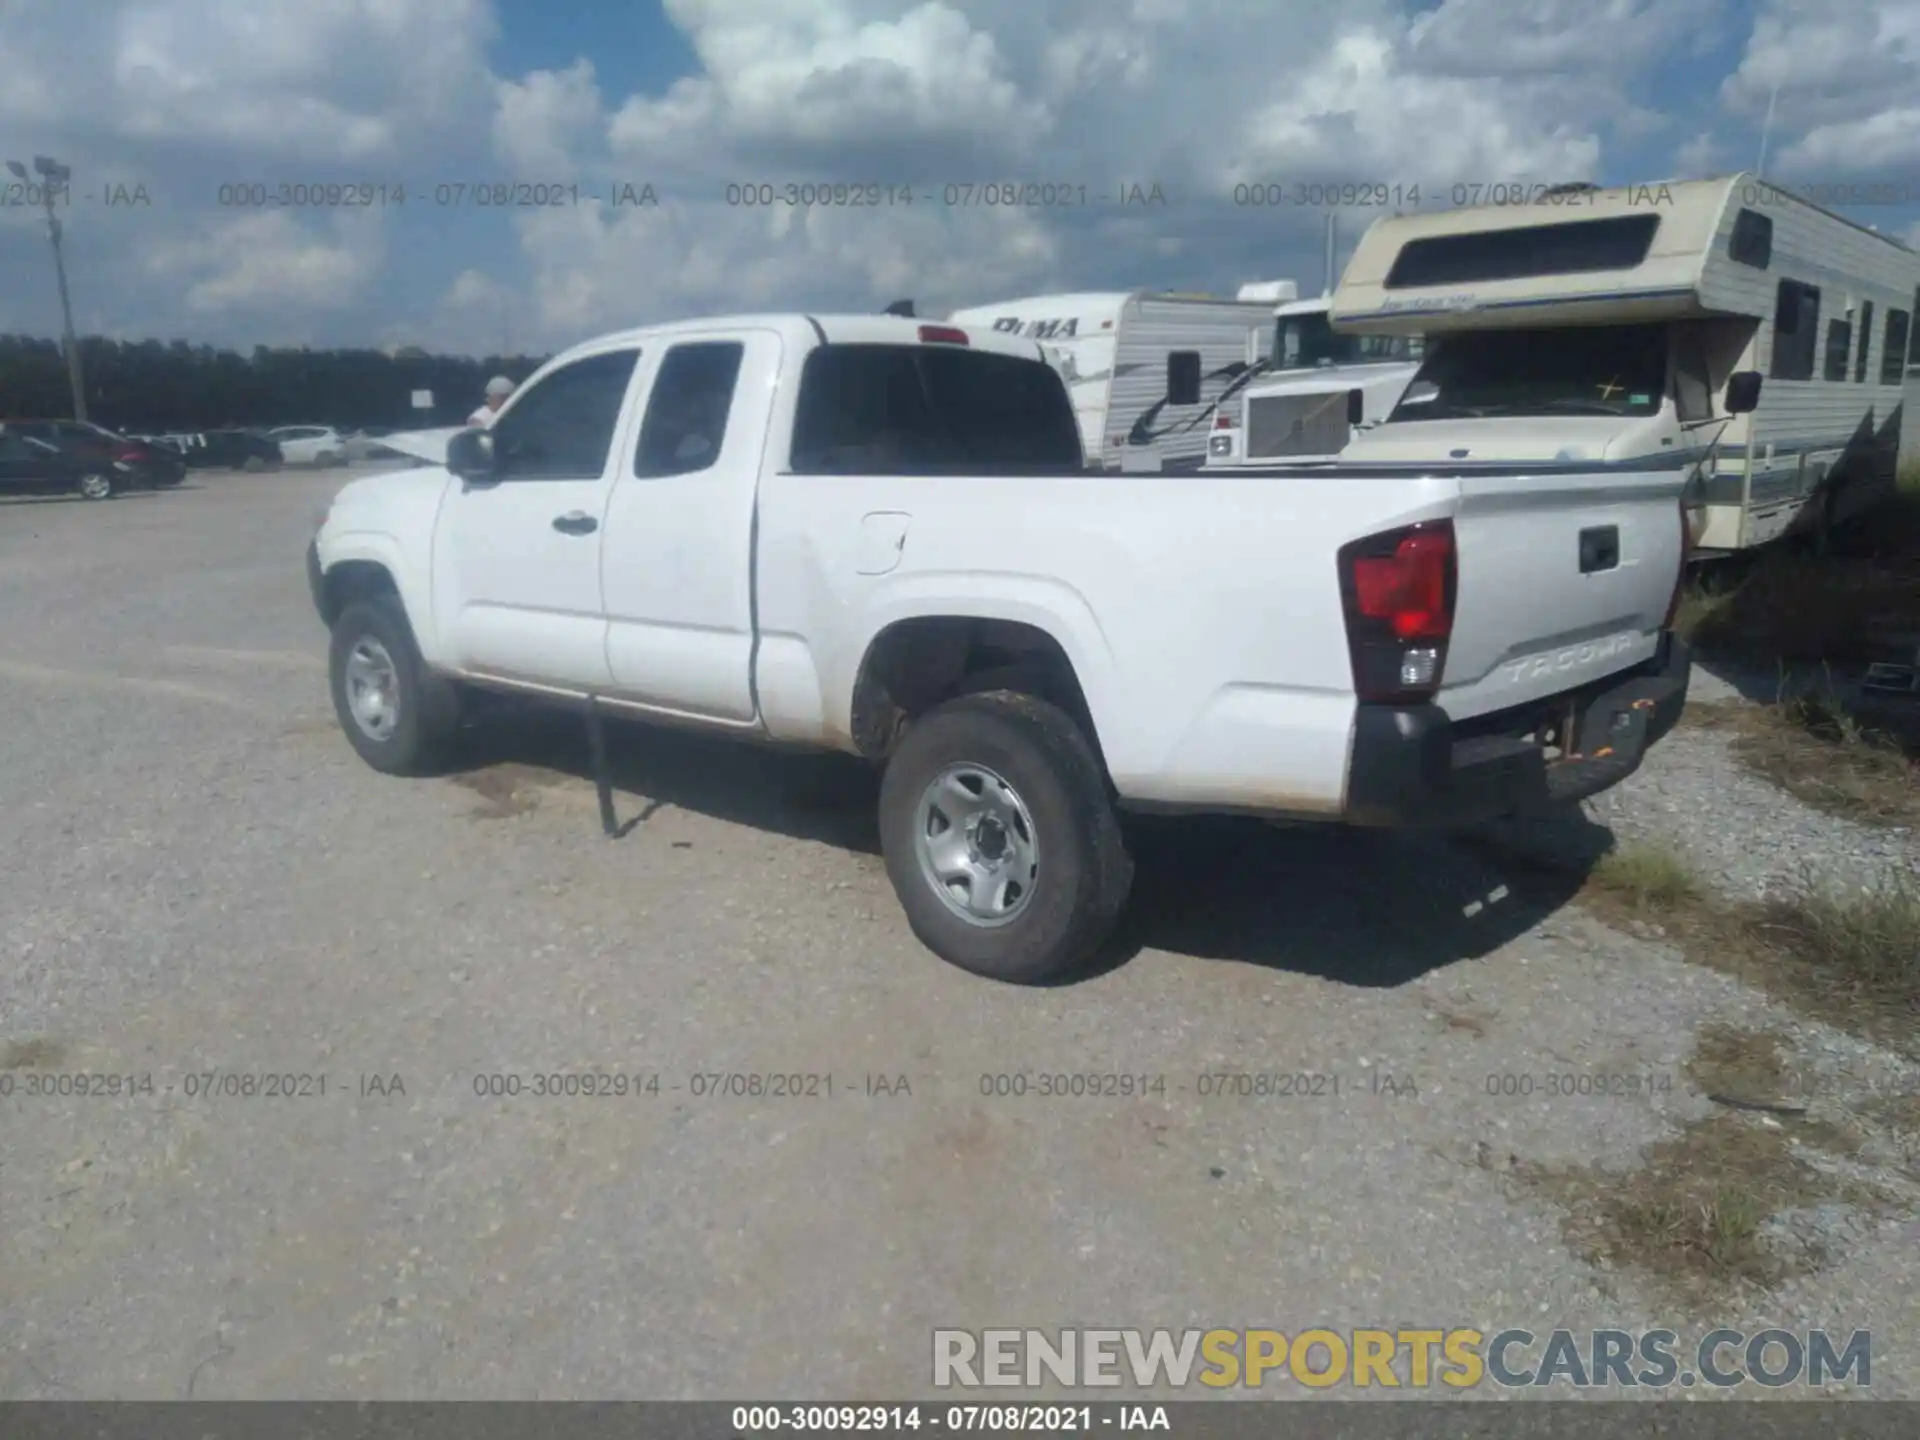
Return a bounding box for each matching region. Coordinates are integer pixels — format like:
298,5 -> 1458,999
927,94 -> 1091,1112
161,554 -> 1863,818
1769,280 -> 1820,381
1728,208 -> 1772,269
1823,319 -> 1853,382
1855,302 -> 1874,383
789,344 -> 1082,474
1383,214 -> 1660,289
1886,310 -> 1912,385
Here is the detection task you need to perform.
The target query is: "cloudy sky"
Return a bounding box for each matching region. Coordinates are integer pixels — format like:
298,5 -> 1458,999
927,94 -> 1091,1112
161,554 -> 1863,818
1,0 -> 1916,358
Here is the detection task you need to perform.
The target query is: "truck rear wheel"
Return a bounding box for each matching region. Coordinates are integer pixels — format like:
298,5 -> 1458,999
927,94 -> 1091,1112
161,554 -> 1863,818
328,597 -> 460,776
878,691 -> 1132,984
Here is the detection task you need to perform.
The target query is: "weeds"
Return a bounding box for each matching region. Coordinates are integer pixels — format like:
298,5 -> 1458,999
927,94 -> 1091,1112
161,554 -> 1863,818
1583,842 -> 1700,915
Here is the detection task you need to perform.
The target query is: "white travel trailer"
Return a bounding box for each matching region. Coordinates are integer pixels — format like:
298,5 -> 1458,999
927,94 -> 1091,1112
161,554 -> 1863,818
1330,173 -> 1920,554
944,290 -> 1276,469
1204,283 -> 1424,467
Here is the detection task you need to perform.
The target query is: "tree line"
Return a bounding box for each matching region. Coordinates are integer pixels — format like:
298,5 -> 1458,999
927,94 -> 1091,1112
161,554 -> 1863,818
0,334 -> 550,432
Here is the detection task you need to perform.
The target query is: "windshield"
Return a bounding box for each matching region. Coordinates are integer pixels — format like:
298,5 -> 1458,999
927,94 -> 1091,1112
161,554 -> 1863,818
1272,311 -> 1421,371
1389,323 -> 1669,421
78,421 -> 129,442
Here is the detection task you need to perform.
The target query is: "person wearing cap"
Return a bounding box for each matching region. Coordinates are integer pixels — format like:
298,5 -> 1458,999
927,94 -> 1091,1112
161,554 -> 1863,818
467,375 -> 515,428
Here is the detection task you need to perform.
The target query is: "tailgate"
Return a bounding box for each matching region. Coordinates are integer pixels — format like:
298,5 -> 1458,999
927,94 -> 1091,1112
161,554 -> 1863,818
1441,467 -> 1684,720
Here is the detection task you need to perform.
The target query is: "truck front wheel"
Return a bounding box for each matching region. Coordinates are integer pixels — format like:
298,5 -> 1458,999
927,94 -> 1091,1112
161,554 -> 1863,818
328,597 -> 460,776
878,691 -> 1133,984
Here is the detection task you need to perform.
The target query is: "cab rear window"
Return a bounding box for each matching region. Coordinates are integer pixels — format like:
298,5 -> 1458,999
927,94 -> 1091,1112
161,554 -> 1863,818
789,344 -> 1083,474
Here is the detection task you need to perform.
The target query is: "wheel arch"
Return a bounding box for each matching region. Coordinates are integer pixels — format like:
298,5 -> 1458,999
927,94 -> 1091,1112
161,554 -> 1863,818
847,612 -> 1109,774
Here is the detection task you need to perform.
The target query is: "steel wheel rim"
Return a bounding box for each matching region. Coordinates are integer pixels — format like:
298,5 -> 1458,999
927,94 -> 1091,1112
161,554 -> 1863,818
913,762 -> 1039,927
343,637 -> 401,741
79,472 -> 111,499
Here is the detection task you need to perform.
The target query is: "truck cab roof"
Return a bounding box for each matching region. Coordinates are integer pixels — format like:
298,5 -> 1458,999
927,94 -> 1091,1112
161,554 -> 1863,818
549,313 -> 1048,366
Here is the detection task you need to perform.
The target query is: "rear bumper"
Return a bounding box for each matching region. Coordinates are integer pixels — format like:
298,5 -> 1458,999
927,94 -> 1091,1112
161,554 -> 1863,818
1343,634 -> 1691,829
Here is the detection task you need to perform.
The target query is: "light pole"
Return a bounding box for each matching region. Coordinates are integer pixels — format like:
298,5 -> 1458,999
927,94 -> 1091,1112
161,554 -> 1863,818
6,154 -> 88,422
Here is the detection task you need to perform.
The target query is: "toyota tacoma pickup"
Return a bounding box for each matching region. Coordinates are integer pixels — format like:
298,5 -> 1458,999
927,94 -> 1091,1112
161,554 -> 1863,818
308,312 -> 1691,983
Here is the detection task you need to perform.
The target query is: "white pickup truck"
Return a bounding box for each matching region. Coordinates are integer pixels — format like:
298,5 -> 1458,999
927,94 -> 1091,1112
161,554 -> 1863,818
308,312 -> 1692,984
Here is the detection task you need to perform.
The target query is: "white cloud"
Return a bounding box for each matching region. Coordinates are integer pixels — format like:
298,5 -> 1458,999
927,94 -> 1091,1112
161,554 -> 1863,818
1720,0 -> 1920,172
1407,0 -> 1720,76
0,0 -> 499,162
142,210 -> 384,315
608,1 -> 1052,180
494,60 -> 605,176
1228,29 -> 1603,188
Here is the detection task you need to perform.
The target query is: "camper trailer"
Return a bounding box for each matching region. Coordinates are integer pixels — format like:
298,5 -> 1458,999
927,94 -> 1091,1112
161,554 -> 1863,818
1330,173 -> 1920,554
944,290 -> 1276,469
1204,283 -> 1424,468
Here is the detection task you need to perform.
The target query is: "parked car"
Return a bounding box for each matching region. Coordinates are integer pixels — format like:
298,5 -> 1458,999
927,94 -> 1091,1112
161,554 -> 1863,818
309,312 -> 1693,985
1,418 -> 185,488
267,425 -> 347,466
0,430 -> 117,499
170,429 -> 285,470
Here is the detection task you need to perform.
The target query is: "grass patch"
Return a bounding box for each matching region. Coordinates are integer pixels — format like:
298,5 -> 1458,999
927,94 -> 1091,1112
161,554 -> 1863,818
1686,1022 -> 1791,1102
1529,1105 -> 1868,1306
1484,835 -> 1920,1058
1741,873 -> 1920,1050
1718,683 -> 1920,829
1527,1023 -> 1887,1305
1676,490 -> 1920,667
1579,841 -> 1701,927
1,1037 -> 65,1069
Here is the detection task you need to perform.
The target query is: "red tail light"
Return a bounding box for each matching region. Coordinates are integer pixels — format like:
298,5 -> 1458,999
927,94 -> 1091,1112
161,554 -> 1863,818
1213,410 -> 1235,429
1664,496 -> 1691,629
118,448 -> 143,463
918,325 -> 968,345
1338,520 -> 1457,703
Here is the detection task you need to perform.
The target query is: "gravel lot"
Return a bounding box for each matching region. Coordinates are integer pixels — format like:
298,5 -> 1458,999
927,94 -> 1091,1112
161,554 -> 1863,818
1,469 -> 1914,1400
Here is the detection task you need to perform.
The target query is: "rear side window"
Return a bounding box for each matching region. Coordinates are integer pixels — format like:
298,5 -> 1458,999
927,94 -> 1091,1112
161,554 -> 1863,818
789,344 -> 1082,474
491,349 -> 640,480
1384,214 -> 1660,289
1728,208 -> 1772,268
1886,309 -> 1912,385
1770,280 -> 1820,381
1855,302 -> 1874,382
634,342 -> 744,478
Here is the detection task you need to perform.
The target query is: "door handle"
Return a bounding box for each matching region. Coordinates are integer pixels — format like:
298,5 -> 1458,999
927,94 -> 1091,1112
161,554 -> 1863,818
552,511 -> 598,535
1578,524 -> 1620,574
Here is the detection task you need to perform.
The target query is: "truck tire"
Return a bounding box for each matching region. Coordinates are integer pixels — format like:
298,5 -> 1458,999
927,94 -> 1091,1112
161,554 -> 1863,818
878,691 -> 1133,984
328,597 -> 460,776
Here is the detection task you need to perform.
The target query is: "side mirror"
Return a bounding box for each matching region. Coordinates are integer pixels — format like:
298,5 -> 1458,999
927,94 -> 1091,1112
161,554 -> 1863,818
1723,371 -> 1762,415
448,427 -> 497,487
1167,350 -> 1201,408
1347,388 -> 1365,426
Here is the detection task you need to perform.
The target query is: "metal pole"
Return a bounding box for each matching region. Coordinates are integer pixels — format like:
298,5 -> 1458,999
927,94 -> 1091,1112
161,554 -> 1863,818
42,190 -> 87,422
1323,212 -> 1338,296
1755,83 -> 1778,180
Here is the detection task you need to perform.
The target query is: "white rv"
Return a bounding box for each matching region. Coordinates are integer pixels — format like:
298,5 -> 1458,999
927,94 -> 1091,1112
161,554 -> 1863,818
944,290 -> 1275,469
1204,283 -> 1423,467
1330,173 -> 1920,554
